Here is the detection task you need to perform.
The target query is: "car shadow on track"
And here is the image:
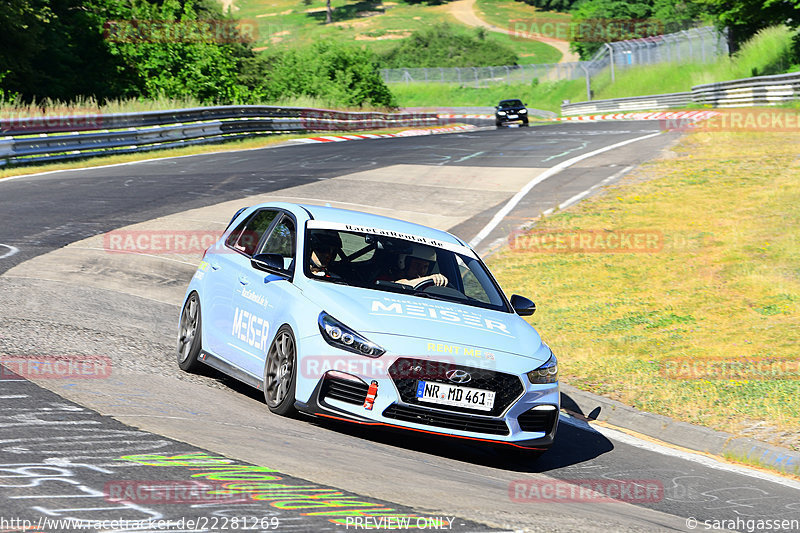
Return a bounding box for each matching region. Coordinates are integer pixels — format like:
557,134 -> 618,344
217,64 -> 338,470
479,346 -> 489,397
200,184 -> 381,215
201,369 -> 614,473
303,414 -> 614,473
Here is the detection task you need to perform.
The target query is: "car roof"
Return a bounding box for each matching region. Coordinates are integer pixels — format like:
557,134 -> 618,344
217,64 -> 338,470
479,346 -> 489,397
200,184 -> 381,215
245,201 -> 468,248
498,99 -> 523,105
299,203 -> 467,247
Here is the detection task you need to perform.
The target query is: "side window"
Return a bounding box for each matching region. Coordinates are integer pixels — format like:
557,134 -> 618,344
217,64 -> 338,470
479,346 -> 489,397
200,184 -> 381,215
225,209 -> 278,257
258,215 -> 296,269
456,255 -> 491,304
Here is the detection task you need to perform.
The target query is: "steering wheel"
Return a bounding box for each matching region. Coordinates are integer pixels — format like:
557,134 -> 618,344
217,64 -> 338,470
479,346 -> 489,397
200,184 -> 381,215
413,278 -> 435,290
413,278 -> 452,290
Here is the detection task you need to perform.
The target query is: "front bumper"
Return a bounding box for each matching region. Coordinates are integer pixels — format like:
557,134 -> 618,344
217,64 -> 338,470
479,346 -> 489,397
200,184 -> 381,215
293,349 -> 559,449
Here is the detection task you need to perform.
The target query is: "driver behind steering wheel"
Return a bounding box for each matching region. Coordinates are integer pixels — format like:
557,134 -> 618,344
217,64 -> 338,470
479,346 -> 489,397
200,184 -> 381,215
390,244 -> 448,288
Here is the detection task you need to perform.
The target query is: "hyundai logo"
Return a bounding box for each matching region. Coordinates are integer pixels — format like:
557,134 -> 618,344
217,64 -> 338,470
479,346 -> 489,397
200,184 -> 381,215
446,369 -> 471,384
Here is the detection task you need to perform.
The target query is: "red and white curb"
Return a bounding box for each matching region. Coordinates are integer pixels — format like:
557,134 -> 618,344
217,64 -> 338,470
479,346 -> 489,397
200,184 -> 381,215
556,110 -> 720,122
295,124 -> 477,143
438,114 -> 494,119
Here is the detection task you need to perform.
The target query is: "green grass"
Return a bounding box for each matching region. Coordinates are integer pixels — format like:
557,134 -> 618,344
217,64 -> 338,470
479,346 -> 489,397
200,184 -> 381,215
0,93 -> 400,119
391,78 -> 584,111
581,25 -> 798,102
488,130 -> 800,447
475,0 -> 572,33
389,25 -> 799,111
473,27 -> 563,64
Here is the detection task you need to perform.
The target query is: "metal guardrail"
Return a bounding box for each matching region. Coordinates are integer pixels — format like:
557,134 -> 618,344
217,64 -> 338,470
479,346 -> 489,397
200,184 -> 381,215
561,92 -> 693,115
560,71 -> 800,115
0,106 -> 468,167
692,71 -> 800,107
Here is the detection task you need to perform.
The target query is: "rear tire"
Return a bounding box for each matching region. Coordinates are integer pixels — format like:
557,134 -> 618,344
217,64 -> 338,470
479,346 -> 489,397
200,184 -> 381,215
264,325 -> 298,416
177,293 -> 203,372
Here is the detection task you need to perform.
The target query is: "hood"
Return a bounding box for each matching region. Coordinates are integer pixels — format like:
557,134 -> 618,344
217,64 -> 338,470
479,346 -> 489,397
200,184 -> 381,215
303,282 -> 543,360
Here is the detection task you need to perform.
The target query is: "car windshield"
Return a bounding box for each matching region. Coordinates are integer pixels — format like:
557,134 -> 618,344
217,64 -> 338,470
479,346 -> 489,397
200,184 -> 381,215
304,227 -> 510,312
499,100 -> 523,108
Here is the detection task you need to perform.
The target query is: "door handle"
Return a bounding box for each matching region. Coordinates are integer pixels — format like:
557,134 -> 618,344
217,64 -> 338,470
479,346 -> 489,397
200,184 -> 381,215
238,275 -> 249,285
211,262 -> 221,270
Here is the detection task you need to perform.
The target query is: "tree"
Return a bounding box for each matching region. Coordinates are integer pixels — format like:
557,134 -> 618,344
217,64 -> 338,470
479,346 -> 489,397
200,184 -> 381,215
696,0 -> 800,52
568,0 -> 707,59
0,0 -> 255,104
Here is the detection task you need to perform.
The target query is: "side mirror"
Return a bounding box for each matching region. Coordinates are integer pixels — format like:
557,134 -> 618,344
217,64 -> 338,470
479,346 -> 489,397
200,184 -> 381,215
251,253 -> 290,277
510,294 -> 536,316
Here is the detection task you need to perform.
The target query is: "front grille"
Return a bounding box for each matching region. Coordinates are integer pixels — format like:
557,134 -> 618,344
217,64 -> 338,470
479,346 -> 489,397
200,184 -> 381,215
388,358 -> 523,417
517,408 -> 558,433
383,404 -> 509,435
320,376 -> 369,406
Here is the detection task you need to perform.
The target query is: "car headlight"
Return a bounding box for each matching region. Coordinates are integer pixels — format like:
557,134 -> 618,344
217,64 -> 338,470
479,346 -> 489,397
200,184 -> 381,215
318,312 -> 385,358
519,109 -> 527,113
497,111 -> 507,115
527,353 -> 558,384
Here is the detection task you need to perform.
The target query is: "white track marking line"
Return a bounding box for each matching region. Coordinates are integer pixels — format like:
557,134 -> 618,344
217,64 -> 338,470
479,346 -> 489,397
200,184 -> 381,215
542,165 -> 634,216
560,415 -> 800,490
0,244 -> 19,259
469,132 -> 661,249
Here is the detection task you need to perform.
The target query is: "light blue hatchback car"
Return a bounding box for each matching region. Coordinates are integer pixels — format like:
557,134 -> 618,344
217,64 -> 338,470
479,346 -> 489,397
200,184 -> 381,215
178,202 -> 559,451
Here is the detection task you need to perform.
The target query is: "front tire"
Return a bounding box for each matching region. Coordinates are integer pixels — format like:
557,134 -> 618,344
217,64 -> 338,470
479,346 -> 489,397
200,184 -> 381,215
264,325 -> 298,416
177,293 -> 203,372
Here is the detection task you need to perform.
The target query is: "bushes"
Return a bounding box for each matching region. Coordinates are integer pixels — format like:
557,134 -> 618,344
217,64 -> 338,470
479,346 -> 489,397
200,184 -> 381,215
0,0 -> 394,109
243,43 -> 397,108
381,23 -> 518,68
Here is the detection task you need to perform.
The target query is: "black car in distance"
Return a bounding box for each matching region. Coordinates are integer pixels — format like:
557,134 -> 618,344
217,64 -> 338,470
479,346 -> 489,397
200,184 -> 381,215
495,99 -> 529,127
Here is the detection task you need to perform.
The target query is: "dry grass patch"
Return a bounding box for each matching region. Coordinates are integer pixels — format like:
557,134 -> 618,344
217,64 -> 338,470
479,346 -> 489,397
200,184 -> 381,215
489,131 -> 800,450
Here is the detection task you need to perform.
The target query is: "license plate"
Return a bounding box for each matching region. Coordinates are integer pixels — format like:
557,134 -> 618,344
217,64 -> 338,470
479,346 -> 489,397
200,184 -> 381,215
415,381 -> 495,411
508,114 -> 518,119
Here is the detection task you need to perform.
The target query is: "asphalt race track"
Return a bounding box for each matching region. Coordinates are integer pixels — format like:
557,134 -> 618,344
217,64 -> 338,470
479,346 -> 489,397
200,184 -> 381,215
1,122 -> 799,532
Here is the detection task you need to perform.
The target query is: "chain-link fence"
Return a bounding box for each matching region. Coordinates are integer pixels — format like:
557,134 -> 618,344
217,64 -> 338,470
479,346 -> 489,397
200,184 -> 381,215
380,26 -> 728,86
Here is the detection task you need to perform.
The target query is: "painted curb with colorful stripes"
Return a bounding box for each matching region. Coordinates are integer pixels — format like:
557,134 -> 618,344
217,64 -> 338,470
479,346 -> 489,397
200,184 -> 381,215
295,124 -> 478,144
293,110 -> 721,144
553,110 -> 720,122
